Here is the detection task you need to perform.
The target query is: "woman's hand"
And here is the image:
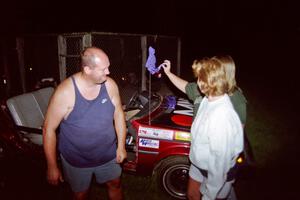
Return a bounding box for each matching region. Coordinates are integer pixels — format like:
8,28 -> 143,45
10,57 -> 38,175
162,60 -> 171,75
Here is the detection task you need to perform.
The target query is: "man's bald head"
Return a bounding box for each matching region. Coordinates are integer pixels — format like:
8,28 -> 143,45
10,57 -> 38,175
80,47 -> 108,69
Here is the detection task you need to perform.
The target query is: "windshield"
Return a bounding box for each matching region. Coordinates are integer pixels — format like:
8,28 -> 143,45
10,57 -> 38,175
124,91 -> 162,122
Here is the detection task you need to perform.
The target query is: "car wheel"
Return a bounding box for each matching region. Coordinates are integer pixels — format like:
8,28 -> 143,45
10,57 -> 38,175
156,156 -> 190,199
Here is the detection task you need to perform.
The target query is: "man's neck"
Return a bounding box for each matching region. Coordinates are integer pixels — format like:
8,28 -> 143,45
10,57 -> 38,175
79,72 -> 98,88
76,73 -> 101,100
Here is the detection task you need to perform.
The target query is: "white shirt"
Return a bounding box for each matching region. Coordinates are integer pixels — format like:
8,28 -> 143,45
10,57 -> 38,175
189,94 -> 243,200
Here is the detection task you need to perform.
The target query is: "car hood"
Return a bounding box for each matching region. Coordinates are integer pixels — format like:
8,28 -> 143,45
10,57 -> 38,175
140,95 -> 194,132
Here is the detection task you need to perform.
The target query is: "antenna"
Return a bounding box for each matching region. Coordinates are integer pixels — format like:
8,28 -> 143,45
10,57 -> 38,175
145,39 -> 165,125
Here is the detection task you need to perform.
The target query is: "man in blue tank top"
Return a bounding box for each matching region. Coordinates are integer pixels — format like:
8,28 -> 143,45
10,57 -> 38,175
43,47 -> 127,200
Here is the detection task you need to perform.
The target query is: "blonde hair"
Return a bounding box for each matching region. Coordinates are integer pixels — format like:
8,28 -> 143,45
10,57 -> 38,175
212,55 -> 237,95
194,58 -> 228,97
192,58 -> 204,78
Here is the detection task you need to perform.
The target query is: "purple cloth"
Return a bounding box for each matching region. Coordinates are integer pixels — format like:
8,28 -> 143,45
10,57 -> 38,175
145,46 -> 164,75
163,95 -> 176,109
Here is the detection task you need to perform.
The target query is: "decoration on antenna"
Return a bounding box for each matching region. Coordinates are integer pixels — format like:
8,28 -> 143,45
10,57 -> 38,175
145,46 -> 165,78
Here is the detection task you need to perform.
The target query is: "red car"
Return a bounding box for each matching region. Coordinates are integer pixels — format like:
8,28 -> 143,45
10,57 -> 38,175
0,88 -> 252,199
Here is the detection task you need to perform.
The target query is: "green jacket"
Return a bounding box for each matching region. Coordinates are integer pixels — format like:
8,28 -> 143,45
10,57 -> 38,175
185,82 -> 247,124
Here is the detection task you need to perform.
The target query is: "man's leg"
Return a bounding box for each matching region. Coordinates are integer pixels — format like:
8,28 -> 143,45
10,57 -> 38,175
73,190 -> 89,200
60,155 -> 93,200
94,159 -> 122,200
106,177 -> 123,200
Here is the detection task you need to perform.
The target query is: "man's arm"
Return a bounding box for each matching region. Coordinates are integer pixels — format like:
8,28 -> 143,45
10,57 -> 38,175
162,60 -> 188,93
107,78 -> 127,163
43,81 -> 71,185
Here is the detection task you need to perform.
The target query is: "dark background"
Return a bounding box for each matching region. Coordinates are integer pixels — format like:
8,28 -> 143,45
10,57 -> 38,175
2,0 -> 299,93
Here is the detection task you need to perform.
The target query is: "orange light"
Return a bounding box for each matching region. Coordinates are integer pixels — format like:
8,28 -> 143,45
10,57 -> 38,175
237,156 -> 243,163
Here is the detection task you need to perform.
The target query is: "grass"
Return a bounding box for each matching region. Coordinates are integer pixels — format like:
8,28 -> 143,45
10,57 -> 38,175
91,173 -> 175,200
245,98 -> 282,167
233,84 -> 299,200
244,85 -> 298,168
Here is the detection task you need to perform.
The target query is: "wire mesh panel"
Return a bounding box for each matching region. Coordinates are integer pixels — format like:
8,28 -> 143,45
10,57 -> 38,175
65,36 -> 83,77
66,37 -> 82,55
10,32 -> 180,104
8,32 -> 180,99
146,36 -> 179,68
23,36 -> 59,91
92,35 -> 124,84
92,34 -> 142,103
66,56 -> 81,77
59,32 -> 180,104
145,36 -> 180,93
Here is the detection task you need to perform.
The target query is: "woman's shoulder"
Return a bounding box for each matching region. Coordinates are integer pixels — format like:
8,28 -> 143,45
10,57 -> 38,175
231,88 -> 247,103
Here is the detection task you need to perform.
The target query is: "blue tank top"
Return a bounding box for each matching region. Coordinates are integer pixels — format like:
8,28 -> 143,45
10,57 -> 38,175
58,76 -> 116,167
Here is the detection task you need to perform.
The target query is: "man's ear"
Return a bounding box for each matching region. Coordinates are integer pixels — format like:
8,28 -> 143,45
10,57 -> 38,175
83,66 -> 92,74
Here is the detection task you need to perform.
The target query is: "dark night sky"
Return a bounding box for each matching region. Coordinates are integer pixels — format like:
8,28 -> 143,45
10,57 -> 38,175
2,0 -> 300,94
2,1 -> 298,34
2,0 -> 298,35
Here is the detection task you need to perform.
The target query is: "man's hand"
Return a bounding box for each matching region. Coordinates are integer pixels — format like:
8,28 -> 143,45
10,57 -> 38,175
47,166 -> 64,186
116,147 -> 127,163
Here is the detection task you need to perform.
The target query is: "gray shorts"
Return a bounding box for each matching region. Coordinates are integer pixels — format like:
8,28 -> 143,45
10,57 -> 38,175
189,164 -> 234,199
61,155 -> 122,192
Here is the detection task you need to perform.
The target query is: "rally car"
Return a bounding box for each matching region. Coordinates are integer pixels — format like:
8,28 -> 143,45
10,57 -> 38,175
123,91 -> 193,199
0,87 -> 252,199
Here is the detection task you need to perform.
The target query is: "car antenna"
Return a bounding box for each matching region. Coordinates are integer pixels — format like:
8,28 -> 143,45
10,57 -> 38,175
145,35 -> 164,125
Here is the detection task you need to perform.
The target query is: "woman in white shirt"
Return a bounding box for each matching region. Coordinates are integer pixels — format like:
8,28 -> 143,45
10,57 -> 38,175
187,58 -> 244,200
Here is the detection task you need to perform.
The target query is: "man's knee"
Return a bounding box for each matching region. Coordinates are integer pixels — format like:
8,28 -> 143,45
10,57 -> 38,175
106,178 -> 121,189
73,190 -> 89,200
106,178 -> 123,200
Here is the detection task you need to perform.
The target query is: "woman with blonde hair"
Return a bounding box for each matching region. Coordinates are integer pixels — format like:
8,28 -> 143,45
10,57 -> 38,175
187,58 -> 243,200
212,55 -> 247,126
162,56 -> 247,199
162,55 -> 247,124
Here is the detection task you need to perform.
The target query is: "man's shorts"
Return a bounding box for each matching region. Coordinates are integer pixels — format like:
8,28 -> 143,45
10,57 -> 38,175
61,155 -> 122,192
189,164 -> 234,199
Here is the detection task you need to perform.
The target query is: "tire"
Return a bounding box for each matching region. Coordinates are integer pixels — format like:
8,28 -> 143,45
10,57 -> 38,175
156,156 -> 190,199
